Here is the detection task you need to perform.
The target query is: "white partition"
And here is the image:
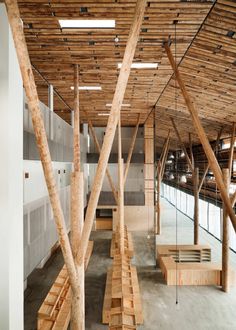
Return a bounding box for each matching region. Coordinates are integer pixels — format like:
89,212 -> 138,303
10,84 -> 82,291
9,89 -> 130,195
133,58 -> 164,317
23,160 -> 72,279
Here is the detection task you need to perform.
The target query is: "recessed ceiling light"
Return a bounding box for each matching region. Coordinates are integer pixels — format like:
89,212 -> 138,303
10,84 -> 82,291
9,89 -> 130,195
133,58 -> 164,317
59,19 -> 115,29
98,113 -> 110,116
106,103 -> 130,107
117,62 -> 158,69
70,86 -> 102,91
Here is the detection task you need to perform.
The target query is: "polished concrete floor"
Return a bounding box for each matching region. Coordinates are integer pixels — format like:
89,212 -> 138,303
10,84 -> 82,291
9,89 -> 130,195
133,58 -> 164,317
25,199 -> 236,329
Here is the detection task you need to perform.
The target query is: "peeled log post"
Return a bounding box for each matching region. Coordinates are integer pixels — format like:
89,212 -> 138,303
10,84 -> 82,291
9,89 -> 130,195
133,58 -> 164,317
5,0 -> 79,293
222,168 -> 230,292
118,118 -> 125,254
71,66 -> 82,257
156,165 -> 161,235
71,173 -> 85,330
124,114 -> 140,185
118,158 -> 125,254
76,0 -> 147,264
160,139 -> 170,180
170,117 -> 194,172
165,43 -> 236,233
193,167 -> 199,245
156,135 -> 170,234
189,133 -> 194,168
73,65 -> 80,172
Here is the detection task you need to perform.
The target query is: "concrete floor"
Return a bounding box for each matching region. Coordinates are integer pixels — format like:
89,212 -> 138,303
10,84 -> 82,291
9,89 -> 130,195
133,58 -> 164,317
25,199 -> 236,330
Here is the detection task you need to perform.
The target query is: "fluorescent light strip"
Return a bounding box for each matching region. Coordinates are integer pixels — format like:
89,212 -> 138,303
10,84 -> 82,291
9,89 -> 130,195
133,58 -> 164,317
106,103 -> 131,107
98,113 -> 110,116
118,62 -> 158,69
59,19 -> 115,29
71,86 -> 102,91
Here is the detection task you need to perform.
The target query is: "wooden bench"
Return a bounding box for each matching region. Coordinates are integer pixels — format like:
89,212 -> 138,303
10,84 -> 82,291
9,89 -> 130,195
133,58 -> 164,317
37,241 -> 94,330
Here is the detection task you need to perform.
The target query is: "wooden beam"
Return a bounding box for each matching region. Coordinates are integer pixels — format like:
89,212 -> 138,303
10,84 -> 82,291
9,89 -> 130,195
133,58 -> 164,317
5,0 -> 79,295
170,117 -> 194,172
165,42 -> 236,233
77,0 -> 147,263
222,168 -> 230,292
87,118 -> 118,205
228,122 -> 236,179
193,167 -> 199,245
124,114 -> 140,185
198,128 -> 223,193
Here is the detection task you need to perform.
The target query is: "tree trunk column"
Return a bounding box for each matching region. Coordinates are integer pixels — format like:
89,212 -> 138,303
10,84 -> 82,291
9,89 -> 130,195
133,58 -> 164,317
222,168 -> 230,292
194,167 -> 199,245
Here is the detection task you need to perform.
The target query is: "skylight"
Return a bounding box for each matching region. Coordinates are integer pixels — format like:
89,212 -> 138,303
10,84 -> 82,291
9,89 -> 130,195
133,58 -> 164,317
117,63 -> 158,69
59,19 -> 115,29
106,103 -> 131,107
70,86 -> 102,91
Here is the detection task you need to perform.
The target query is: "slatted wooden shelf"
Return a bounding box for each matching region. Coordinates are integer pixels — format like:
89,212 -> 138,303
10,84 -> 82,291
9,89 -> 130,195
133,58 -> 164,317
110,226 -> 134,258
157,244 -> 211,263
37,241 -> 94,330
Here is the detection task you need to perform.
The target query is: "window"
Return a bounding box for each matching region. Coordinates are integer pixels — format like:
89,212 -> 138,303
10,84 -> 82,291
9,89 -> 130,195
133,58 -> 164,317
186,194 -> 194,219
208,203 -> 221,239
199,199 -> 208,230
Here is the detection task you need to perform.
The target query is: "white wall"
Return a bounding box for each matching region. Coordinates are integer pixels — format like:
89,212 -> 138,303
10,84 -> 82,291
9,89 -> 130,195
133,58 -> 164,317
0,4 -> 23,329
88,163 -> 144,192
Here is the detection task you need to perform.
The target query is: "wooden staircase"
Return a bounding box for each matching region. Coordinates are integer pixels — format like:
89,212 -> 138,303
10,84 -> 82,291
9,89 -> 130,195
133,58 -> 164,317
103,231 -> 143,329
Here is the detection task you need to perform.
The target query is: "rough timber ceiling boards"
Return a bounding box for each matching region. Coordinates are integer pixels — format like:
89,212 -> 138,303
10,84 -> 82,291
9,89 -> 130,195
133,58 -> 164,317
18,0 -> 235,149
155,0 -> 236,148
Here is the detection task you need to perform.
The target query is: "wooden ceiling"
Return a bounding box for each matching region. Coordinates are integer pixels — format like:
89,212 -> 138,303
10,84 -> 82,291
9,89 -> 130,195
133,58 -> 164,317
18,0 -> 236,147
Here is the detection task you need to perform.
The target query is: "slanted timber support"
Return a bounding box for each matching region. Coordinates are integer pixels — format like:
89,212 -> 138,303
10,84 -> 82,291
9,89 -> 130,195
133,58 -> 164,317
156,132 -> 170,235
87,116 -> 118,204
5,0 -> 80,301
76,0 -> 147,265
170,117 -> 194,172
198,128 -> 224,193
165,42 -> 236,233
124,114 -> 140,185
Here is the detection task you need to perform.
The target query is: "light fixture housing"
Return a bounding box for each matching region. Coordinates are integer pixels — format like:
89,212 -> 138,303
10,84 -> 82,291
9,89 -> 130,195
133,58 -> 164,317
59,19 -> 115,29
118,62 -> 158,69
71,86 -> 102,91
